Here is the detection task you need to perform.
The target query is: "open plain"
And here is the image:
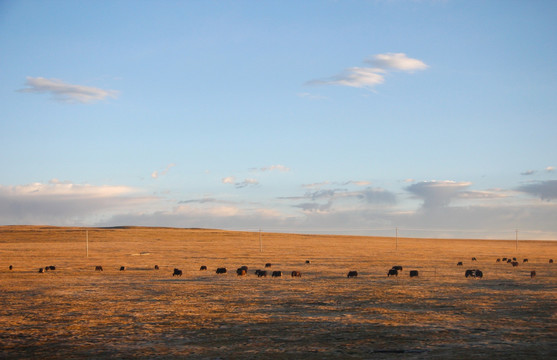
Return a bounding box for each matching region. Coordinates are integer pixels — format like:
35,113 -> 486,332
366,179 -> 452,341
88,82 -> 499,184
0,226 -> 556,359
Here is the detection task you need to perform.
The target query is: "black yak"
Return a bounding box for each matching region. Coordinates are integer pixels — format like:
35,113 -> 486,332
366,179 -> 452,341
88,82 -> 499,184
409,270 -> 419,277
387,269 -> 398,277
347,271 -> 358,278
291,271 -> 302,278
173,268 -> 183,276
272,271 -> 282,277
216,267 -> 227,274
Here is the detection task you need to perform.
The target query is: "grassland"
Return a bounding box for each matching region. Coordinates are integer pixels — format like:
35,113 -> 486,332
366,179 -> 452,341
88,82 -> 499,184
0,226 -> 556,359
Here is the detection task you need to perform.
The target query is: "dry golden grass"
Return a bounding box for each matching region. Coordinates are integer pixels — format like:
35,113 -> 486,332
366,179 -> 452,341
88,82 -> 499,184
1,226 -> 556,359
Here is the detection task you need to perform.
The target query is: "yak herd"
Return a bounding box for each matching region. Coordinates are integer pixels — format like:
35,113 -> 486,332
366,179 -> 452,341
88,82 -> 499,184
6,257 -> 553,280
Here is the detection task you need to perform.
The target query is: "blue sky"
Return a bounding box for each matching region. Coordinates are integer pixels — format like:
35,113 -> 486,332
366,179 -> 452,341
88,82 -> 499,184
1,0 -> 556,239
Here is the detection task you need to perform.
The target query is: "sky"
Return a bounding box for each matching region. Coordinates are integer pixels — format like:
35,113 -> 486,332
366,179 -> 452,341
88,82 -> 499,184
1,0 -> 556,239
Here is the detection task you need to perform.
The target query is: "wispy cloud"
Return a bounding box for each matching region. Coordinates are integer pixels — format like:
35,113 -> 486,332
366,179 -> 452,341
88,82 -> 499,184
151,163 -> 176,179
546,166 -> 555,172
306,53 -> 427,90
521,170 -> 536,176
365,52 -> 428,72
19,77 -> 119,104
222,176 -> 259,189
307,67 -> 386,89
256,165 -> 291,172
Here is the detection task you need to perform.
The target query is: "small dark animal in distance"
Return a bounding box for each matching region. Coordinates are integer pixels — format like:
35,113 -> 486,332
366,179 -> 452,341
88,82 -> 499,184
392,266 -> 403,271
173,268 -> 183,277
512,257 -> 517,261
305,260 -> 311,264
95,266 -> 103,271
507,259 -> 512,263
511,261 -> 519,267
502,257 -> 508,262
409,270 -> 419,277
120,266 -> 125,271
550,259 -> 554,263
236,268 -> 247,276
457,262 -> 463,266
472,257 -> 477,261
523,259 -> 528,263
154,265 -> 159,270
265,263 -> 272,268
200,265 -> 207,271
38,268 -> 44,273
496,258 -> 501,262
291,271 -> 301,277
239,266 -> 248,272
272,271 -> 282,277
9,265 -> 13,270
387,269 -> 398,277
465,269 -> 483,278
530,270 -> 536,278
255,270 -> 267,277
216,267 -> 227,274
347,271 -> 358,278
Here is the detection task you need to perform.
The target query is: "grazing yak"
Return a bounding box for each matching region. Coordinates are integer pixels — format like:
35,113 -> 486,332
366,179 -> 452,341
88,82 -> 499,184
291,271 -> 302,278
496,258 -> 501,262
523,259 -> 528,263
387,269 -> 398,277
255,270 -> 267,277
154,265 -> 159,270
550,259 -> 554,263
392,265 -> 403,271
512,257 -> 517,261
95,266 -> 103,271
200,265 -> 207,271
216,267 -> 227,274
272,271 -> 282,277
530,270 -> 536,278
457,262 -> 463,266
9,265 -> 13,270
409,270 -> 419,277
507,259 -> 512,263
511,261 -> 519,267
120,266 -> 125,271
305,260 -> 311,264
347,271 -> 358,278
239,266 -> 248,272
236,268 -> 247,276
472,257 -> 477,261
265,263 -> 272,268
465,269 -> 483,278
502,257 -> 508,262
173,268 -> 183,276
38,268 -> 44,273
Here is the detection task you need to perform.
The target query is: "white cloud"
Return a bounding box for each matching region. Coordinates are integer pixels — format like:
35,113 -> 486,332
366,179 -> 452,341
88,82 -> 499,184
546,166 -> 555,172
222,176 -> 236,184
152,163 -> 176,179
0,181 -> 153,225
366,53 -> 429,72
521,170 -> 536,176
19,77 -> 119,104
307,67 -> 386,89
306,53 -> 427,90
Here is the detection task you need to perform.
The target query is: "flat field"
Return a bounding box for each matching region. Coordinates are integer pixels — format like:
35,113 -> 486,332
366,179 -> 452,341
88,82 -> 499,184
0,226 -> 556,359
